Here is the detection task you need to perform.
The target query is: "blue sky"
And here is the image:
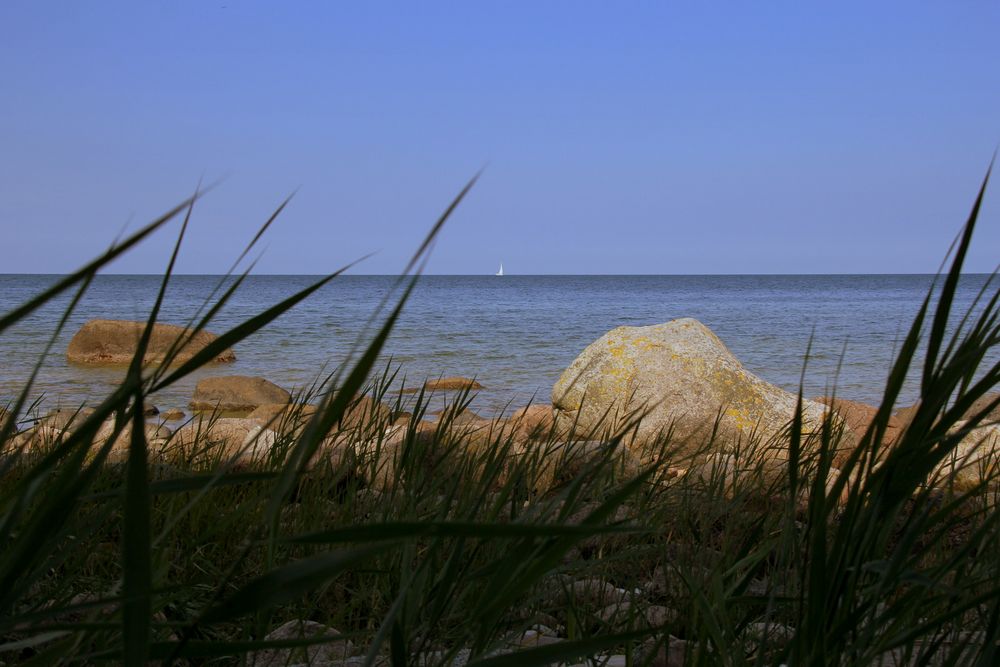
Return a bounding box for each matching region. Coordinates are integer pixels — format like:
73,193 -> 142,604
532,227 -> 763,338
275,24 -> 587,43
1,2 -> 997,274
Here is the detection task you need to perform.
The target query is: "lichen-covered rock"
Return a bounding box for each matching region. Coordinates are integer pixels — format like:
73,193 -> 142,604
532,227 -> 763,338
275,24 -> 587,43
189,376 -> 290,413
552,318 -> 829,455
67,319 -> 235,365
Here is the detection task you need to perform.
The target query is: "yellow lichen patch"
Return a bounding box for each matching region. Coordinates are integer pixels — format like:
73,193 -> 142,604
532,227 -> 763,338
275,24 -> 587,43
724,406 -> 759,432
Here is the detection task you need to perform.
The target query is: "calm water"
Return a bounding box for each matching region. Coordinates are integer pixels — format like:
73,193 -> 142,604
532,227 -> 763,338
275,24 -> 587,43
0,274 -> 995,417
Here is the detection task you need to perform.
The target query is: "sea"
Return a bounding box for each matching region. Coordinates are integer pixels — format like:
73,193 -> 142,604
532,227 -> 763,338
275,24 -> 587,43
0,274 -> 996,418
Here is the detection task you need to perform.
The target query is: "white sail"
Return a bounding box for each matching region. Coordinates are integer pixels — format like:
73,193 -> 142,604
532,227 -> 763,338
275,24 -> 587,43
496,263 -> 504,276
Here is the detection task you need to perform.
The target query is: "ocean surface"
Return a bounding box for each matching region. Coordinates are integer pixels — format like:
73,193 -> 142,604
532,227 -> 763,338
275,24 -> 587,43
0,274 -> 996,419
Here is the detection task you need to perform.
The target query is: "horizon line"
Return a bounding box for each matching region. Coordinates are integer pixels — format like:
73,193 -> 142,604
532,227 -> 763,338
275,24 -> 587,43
1,272 -> 995,278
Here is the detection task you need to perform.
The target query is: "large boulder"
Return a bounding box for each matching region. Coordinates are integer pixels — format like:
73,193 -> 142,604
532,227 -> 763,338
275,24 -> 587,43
66,319 -> 235,366
190,376 -> 290,413
552,318 -> 829,455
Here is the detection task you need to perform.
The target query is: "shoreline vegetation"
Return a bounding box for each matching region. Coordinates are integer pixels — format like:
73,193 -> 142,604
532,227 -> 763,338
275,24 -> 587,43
1,172 -> 999,666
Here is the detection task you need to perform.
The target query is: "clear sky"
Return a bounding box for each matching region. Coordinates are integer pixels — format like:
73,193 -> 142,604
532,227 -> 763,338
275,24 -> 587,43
1,2 -> 998,275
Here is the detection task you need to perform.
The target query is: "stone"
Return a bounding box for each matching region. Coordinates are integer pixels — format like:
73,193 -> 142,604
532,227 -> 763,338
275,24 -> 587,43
896,392 -> 1000,433
423,377 -> 483,391
598,601 -> 676,627
510,404 -> 555,439
639,636 -> 690,667
544,576 -> 634,607
173,417 -> 277,462
247,619 -> 352,666
66,319 -> 235,365
552,318 -> 830,456
11,425 -> 66,451
932,421 -> 1000,490
160,409 -> 186,421
39,407 -> 95,432
248,402 -> 318,430
513,629 -> 563,648
743,620 -> 795,645
337,395 -> 393,431
94,419 -> 173,462
190,376 -> 291,413
814,397 -> 902,464
529,440 -> 642,492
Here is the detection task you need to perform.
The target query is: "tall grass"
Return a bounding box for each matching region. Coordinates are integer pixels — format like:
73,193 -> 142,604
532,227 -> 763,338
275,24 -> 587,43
0,168 -> 998,666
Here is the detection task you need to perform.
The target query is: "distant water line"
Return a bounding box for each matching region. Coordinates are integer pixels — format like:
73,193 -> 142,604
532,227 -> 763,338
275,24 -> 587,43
0,274 -> 996,417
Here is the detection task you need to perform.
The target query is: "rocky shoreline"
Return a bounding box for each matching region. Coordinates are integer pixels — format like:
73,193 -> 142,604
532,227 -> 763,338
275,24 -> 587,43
5,316 -> 998,496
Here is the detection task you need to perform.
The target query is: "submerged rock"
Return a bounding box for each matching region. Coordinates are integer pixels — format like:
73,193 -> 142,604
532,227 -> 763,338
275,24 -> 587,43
422,377 -> 484,391
189,375 -> 290,413
552,318 -> 829,455
66,319 -> 235,365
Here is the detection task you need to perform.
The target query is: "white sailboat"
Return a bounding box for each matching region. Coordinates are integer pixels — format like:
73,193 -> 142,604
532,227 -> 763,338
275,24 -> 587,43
496,263 -> 504,276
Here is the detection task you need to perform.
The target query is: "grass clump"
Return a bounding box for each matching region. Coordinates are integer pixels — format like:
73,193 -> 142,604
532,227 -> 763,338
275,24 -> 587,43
1,168 -> 999,666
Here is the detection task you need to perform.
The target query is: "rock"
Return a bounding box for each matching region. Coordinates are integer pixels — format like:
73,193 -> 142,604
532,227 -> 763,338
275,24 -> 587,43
598,601 -> 676,627
337,395 -> 393,431
39,407 -> 95,432
895,392 -> 1000,431
247,619 -> 352,666
431,407 -> 485,425
248,402 -> 318,430
11,425 -> 66,451
160,409 -> 186,421
530,440 -> 642,492
510,404 -> 555,438
544,576 -> 634,608
814,397 -> 902,464
94,420 -> 173,462
513,629 -> 563,648
743,620 -> 795,646
143,404 -> 160,417
639,636 -> 690,667
423,377 -> 483,392
66,319 -> 235,365
190,376 -> 291,413
173,417 -> 277,462
552,318 -> 830,455
932,421 -> 1000,490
